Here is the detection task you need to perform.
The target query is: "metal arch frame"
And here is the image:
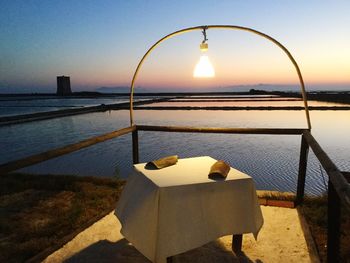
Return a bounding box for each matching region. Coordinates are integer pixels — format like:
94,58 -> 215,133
129,25 -> 312,130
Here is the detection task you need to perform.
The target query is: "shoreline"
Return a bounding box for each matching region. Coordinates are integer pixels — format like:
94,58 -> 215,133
0,89 -> 350,99
2,105 -> 349,127
1,90 -> 350,126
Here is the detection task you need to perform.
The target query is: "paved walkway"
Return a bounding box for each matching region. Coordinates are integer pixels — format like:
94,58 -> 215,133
44,206 -> 314,263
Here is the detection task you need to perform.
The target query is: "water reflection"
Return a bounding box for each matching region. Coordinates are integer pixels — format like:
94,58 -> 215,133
134,109 -> 308,128
0,109 -> 348,195
0,96 -> 147,117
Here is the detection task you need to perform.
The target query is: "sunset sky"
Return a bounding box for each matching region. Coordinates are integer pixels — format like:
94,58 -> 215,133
1,1 -> 350,93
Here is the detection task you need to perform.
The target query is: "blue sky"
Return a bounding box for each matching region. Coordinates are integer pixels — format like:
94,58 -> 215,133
1,1 -> 350,93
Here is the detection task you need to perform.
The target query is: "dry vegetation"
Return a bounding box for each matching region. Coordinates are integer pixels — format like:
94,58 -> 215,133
0,173 -> 124,262
300,195 -> 350,262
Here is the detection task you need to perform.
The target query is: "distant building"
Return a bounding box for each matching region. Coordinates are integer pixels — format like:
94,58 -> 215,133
56,76 -> 72,95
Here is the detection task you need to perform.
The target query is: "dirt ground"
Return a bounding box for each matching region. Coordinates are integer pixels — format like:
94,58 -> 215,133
44,206 -> 313,263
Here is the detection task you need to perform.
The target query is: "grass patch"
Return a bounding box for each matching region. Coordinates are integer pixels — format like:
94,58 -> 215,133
0,173 -> 125,262
300,195 -> 350,262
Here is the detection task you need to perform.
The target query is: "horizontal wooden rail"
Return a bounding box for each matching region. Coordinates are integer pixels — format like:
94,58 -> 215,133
303,130 -> 350,208
0,126 -> 135,174
136,125 -> 305,135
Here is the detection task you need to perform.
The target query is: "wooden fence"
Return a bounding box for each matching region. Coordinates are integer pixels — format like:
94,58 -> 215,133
0,124 -> 349,262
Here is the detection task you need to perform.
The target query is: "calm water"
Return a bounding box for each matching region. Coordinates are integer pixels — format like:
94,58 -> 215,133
0,98 -> 349,196
0,96 -> 149,117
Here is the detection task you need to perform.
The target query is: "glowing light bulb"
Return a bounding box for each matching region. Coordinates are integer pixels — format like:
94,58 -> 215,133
193,55 -> 215,78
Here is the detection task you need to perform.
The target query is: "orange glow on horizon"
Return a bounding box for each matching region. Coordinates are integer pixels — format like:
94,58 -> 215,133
69,29 -> 350,90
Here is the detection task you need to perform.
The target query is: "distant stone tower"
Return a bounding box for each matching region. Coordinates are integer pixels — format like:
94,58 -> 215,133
56,76 -> 72,95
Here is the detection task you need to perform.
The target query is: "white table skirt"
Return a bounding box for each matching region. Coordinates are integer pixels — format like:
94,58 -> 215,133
115,156 -> 263,263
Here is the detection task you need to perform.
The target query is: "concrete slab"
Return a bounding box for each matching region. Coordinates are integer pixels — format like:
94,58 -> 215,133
44,206 -> 314,263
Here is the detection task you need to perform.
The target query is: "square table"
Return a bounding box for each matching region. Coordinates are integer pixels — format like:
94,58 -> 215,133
115,156 -> 263,263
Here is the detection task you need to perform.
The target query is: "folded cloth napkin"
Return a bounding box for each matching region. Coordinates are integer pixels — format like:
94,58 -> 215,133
145,155 -> 178,169
208,160 -> 231,179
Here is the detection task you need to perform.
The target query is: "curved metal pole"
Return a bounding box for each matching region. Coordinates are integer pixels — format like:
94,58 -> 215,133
129,25 -> 311,130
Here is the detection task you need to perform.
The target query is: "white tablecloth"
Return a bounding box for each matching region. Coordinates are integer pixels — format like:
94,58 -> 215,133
115,156 -> 263,263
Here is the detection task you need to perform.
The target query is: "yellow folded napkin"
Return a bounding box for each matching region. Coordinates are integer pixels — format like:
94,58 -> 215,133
146,155 -> 178,169
208,160 -> 230,179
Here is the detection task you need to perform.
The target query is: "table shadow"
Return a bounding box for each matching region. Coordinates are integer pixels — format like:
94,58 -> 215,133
173,239 -> 262,263
64,239 -> 151,263
64,238 -> 263,263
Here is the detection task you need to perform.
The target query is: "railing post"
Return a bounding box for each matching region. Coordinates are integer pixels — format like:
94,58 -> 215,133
327,180 -> 341,263
132,129 -> 139,164
296,134 -> 309,206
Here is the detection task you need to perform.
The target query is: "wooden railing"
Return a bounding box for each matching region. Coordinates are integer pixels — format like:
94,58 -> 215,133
302,130 -> 350,263
0,125 -> 349,262
0,126 -> 135,174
